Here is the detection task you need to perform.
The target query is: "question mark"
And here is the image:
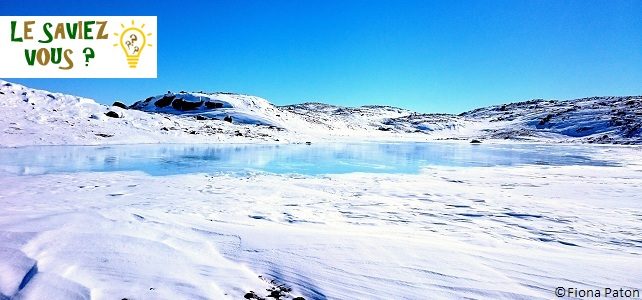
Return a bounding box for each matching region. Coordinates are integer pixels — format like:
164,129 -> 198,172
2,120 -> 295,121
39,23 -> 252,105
83,47 -> 95,67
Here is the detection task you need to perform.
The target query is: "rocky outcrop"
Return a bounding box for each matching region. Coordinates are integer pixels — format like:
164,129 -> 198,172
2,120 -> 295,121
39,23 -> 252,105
171,98 -> 203,111
112,101 -> 128,109
105,111 -> 121,118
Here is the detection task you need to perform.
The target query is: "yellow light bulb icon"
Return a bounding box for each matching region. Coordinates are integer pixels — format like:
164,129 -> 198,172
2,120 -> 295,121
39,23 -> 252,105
114,21 -> 153,69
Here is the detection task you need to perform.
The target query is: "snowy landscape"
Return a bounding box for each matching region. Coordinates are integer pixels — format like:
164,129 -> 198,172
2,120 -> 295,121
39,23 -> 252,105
1,80 -> 640,147
1,80 -> 641,299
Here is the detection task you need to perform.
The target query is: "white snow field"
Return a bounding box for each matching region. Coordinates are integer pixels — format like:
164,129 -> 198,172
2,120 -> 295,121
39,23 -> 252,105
1,159 -> 641,299
1,80 -> 642,299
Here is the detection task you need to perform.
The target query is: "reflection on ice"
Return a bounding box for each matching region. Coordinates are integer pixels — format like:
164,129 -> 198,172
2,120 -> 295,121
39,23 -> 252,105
0,142 -> 617,176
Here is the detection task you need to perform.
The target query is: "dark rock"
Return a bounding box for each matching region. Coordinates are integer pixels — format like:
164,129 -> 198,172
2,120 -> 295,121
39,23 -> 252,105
624,123 -> 641,138
143,96 -> 154,103
305,141 -> 312,145
189,130 -> 197,135
95,133 -> 114,138
575,126 -> 592,133
160,127 -> 169,131
610,118 -> 624,126
105,111 -> 121,118
46,94 -> 55,99
0,91 -> 3,94
378,127 -> 392,131
235,131 -> 243,136
154,95 -> 175,107
538,114 -> 554,126
204,101 -> 224,109
171,98 -> 203,111
268,290 -> 283,298
293,297 -> 305,300
195,115 -> 208,120
470,139 -> 482,144
112,101 -> 128,109
224,116 -> 233,123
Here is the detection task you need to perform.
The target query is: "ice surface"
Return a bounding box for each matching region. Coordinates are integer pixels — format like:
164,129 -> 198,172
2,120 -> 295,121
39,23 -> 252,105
0,143 -> 621,177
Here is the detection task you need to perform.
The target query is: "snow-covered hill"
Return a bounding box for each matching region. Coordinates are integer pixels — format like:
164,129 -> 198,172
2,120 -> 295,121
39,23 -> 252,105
281,102 -> 412,131
279,97 -> 642,144
281,102 -> 472,137
460,96 -> 642,144
129,92 -> 287,127
1,79 -> 641,147
0,80 -> 290,147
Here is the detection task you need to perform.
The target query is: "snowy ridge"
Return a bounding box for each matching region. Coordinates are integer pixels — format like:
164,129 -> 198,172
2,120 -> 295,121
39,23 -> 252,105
129,91 -> 286,127
0,80 -> 295,147
460,96 -> 642,144
281,102 -> 471,136
280,102 -> 413,131
1,79 -> 641,147
282,97 -> 642,144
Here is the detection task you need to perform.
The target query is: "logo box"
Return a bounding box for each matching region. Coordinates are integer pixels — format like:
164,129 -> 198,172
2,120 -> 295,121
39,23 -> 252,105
0,16 -> 157,78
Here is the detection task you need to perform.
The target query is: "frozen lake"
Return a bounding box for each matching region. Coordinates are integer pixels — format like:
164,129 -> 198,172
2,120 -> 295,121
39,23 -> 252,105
0,143 -> 640,299
0,142 -> 618,176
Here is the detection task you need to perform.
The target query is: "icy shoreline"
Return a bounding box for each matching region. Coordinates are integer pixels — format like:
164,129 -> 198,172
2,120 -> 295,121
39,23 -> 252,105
1,163 -> 641,299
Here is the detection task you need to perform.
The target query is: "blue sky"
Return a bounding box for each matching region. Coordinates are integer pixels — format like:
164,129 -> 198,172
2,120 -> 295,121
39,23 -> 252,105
2,0 -> 641,113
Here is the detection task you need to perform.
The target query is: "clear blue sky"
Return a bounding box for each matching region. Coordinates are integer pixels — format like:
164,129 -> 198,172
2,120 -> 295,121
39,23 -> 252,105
2,0 -> 641,113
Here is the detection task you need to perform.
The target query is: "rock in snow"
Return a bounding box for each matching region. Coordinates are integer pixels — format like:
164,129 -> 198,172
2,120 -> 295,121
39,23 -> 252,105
111,101 -> 128,109
104,111 -> 121,118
